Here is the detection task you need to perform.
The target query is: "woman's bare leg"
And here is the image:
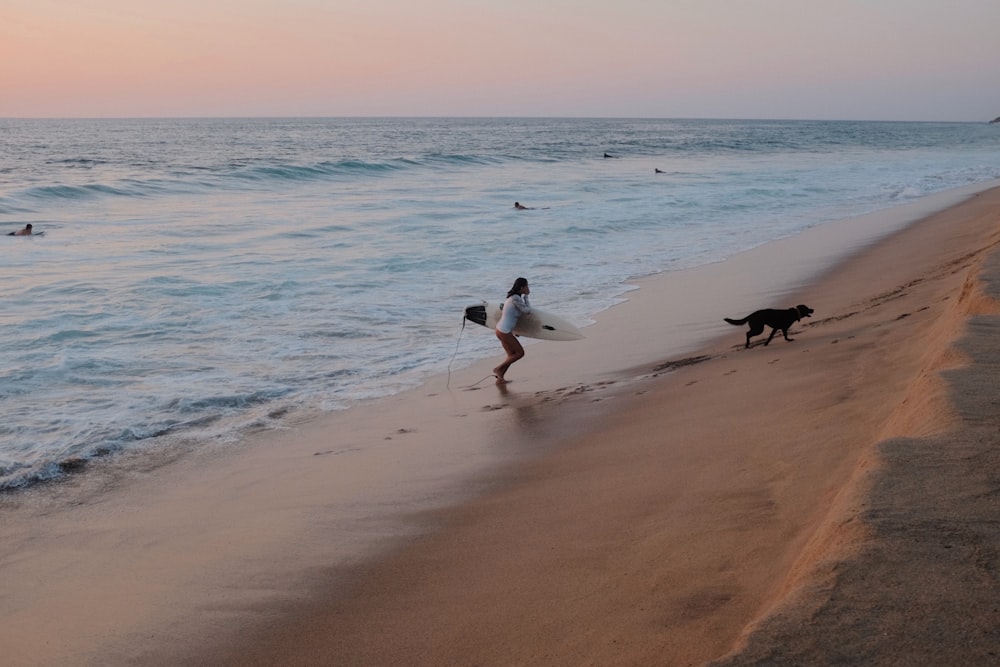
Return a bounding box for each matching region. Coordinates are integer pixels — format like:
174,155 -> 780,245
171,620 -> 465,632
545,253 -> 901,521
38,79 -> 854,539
493,330 -> 525,383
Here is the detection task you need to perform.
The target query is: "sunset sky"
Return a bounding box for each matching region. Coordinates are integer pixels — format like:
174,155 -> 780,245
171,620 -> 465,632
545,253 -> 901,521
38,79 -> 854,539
3,0 -> 999,120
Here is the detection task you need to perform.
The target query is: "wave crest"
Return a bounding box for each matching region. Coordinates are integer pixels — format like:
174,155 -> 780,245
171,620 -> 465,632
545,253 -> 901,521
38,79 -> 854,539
7,153 -> 515,211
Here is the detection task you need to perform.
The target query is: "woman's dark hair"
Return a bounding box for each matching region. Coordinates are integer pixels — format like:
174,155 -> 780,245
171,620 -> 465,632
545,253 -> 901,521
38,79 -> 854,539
506,277 -> 528,298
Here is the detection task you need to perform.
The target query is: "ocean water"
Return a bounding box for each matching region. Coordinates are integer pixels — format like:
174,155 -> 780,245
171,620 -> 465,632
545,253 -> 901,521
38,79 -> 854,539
2,117 -> 999,490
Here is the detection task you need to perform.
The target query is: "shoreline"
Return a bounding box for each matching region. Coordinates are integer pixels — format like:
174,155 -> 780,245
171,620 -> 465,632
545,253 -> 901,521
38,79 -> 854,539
3,184 -> 1000,665
3,181 -> 995,494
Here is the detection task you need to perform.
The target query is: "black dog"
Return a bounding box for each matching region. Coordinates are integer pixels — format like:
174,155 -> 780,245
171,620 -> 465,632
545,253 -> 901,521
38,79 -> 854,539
724,305 -> 814,348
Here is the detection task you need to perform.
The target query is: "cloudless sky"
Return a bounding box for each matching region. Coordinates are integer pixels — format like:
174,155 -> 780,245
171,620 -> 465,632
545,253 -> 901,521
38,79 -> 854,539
3,0 -> 999,120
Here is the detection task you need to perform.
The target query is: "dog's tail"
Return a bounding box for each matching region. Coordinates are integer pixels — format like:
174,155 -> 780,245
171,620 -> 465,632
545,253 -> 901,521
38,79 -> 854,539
724,316 -> 748,326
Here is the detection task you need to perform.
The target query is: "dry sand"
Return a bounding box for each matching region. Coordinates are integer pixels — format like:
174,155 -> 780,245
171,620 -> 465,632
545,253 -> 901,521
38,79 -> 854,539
3,186 -> 1000,666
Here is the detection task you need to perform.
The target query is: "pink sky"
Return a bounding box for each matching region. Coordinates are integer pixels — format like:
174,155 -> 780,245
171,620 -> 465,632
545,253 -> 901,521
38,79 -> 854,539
3,0 -> 999,120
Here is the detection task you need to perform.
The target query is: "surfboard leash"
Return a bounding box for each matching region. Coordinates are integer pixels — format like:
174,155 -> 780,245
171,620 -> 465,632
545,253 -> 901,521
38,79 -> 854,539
447,314 -> 498,389
445,315 -> 468,389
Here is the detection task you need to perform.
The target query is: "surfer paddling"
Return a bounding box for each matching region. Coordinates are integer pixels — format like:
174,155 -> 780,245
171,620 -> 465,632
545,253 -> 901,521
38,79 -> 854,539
493,277 -> 531,383
8,224 -> 32,236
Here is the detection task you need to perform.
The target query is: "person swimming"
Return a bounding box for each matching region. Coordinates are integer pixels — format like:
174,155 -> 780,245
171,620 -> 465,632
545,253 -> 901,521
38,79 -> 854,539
514,202 -> 534,210
8,224 -> 32,236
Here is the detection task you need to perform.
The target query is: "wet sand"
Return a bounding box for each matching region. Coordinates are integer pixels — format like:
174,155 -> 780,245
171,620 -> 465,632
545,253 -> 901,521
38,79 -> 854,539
2,185 -> 1000,665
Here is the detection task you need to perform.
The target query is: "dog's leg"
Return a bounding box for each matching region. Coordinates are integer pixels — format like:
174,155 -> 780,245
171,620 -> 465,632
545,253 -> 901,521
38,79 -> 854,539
764,328 -> 779,345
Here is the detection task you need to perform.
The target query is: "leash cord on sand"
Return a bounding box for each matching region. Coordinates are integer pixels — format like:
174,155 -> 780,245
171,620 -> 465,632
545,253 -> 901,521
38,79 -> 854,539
467,374 -> 497,388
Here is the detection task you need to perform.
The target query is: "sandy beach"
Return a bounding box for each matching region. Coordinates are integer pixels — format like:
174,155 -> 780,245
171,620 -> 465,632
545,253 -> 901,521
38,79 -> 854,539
3,185 -> 1000,665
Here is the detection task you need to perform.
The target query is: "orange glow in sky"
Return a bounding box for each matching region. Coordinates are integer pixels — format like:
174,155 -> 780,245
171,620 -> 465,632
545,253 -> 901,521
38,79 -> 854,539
3,0 -> 999,120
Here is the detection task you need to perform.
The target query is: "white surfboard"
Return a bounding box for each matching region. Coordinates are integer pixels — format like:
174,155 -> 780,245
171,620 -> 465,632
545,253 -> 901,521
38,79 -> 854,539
464,300 -> 584,341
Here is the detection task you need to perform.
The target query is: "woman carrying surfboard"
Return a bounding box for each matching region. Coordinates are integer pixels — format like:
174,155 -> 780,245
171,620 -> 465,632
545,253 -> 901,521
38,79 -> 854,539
493,277 -> 530,383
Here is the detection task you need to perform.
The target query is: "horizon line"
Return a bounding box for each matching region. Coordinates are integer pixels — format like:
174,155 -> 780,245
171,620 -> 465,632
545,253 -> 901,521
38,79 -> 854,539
0,115 -> 993,124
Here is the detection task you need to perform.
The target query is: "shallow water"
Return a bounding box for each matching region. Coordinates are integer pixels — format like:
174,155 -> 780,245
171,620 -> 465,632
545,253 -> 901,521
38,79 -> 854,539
2,117 -> 999,488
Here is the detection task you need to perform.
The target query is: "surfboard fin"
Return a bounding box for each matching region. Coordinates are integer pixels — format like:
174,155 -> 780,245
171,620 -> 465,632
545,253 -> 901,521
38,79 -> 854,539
464,304 -> 488,327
